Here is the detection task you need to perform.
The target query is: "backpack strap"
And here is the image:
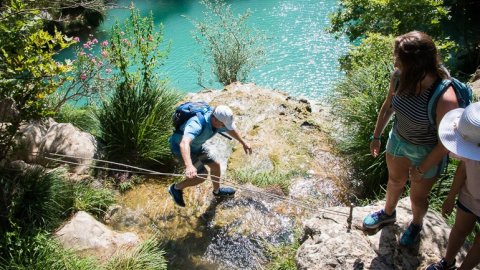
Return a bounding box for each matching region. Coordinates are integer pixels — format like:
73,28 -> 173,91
427,79 -> 452,126
196,111 -> 207,129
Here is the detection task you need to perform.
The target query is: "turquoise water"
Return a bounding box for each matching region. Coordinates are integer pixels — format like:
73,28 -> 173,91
66,0 -> 349,99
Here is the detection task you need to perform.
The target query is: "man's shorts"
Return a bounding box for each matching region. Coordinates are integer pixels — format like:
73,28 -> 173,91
174,147 -> 215,175
386,130 -> 446,179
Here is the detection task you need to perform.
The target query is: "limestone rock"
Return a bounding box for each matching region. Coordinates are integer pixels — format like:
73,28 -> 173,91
39,122 -> 96,174
55,211 -> 139,259
296,197 -> 479,270
12,120 -> 48,162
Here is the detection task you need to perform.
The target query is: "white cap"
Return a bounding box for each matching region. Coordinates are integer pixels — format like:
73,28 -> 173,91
213,105 -> 236,130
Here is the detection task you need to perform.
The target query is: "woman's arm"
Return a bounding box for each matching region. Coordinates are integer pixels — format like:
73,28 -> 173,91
411,85 -> 458,180
370,72 -> 397,157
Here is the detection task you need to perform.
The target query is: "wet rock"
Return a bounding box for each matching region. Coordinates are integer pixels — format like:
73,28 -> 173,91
202,189 -> 297,270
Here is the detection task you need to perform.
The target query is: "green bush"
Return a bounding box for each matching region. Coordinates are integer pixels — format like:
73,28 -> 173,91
0,231 -> 98,270
55,104 -> 99,135
97,7 -> 180,166
97,81 -> 179,166
72,180 -> 115,218
188,0 -> 265,86
328,59 -> 393,197
105,238 -> 167,270
231,168 -> 300,195
0,167 -> 75,232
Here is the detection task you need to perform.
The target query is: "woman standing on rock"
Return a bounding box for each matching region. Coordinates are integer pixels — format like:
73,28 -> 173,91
362,31 -> 458,247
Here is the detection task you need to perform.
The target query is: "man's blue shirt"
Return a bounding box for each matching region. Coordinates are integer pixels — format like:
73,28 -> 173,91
169,111 -> 227,156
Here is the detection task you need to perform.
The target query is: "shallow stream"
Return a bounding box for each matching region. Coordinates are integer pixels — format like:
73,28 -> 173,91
109,174 -> 344,269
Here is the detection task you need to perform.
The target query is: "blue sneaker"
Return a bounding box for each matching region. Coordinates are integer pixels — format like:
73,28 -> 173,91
168,184 -> 185,207
213,187 -> 236,197
399,222 -> 422,247
363,209 -> 396,229
425,258 -> 456,270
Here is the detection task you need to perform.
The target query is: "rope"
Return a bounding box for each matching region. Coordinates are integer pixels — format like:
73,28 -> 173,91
38,152 -> 350,218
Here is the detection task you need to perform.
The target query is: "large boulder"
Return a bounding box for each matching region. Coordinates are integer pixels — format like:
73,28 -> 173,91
296,197 -> 478,270
55,211 -> 139,260
12,120 -> 49,162
39,122 -> 97,174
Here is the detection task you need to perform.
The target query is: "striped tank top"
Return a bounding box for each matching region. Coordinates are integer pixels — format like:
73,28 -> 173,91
392,80 -> 441,146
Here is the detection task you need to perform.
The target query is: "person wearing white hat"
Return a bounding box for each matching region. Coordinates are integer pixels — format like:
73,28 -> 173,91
168,104 -> 252,207
426,102 -> 480,270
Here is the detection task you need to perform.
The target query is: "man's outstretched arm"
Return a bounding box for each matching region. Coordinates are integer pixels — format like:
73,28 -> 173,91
226,129 -> 252,154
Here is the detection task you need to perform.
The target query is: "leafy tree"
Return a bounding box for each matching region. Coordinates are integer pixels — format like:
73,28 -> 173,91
188,0 -> 266,86
0,0 -> 74,161
96,7 -> 180,166
329,0 -> 448,42
0,0 -> 107,34
442,0 -> 480,74
339,33 -> 395,72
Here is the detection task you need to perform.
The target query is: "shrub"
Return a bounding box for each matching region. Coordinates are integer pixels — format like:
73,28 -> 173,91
96,7 -> 181,166
328,59 -> 393,197
0,167 -> 75,232
231,168 -> 300,195
50,35 -> 114,112
105,237 -> 167,270
188,0 -> 266,86
0,231 -> 98,270
54,104 -> 99,135
72,180 -> 115,218
97,81 -> 179,166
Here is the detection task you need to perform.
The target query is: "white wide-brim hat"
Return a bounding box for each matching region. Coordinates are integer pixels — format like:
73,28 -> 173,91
438,102 -> 480,161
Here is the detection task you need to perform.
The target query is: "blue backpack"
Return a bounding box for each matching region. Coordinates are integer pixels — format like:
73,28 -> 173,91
172,101 -> 212,134
427,78 -> 473,126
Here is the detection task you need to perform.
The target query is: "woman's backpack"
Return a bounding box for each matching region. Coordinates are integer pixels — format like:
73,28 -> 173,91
428,78 -> 473,126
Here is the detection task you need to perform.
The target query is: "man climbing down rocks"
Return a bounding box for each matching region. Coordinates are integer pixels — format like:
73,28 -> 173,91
168,103 -> 252,207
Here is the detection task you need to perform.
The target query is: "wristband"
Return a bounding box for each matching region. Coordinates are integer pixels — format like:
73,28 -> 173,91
370,135 -> 381,141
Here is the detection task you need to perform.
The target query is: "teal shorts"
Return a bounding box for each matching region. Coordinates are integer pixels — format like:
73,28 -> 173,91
386,130 -> 446,179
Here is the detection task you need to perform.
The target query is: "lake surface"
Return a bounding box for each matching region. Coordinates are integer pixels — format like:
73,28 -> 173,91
68,0 -> 349,99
